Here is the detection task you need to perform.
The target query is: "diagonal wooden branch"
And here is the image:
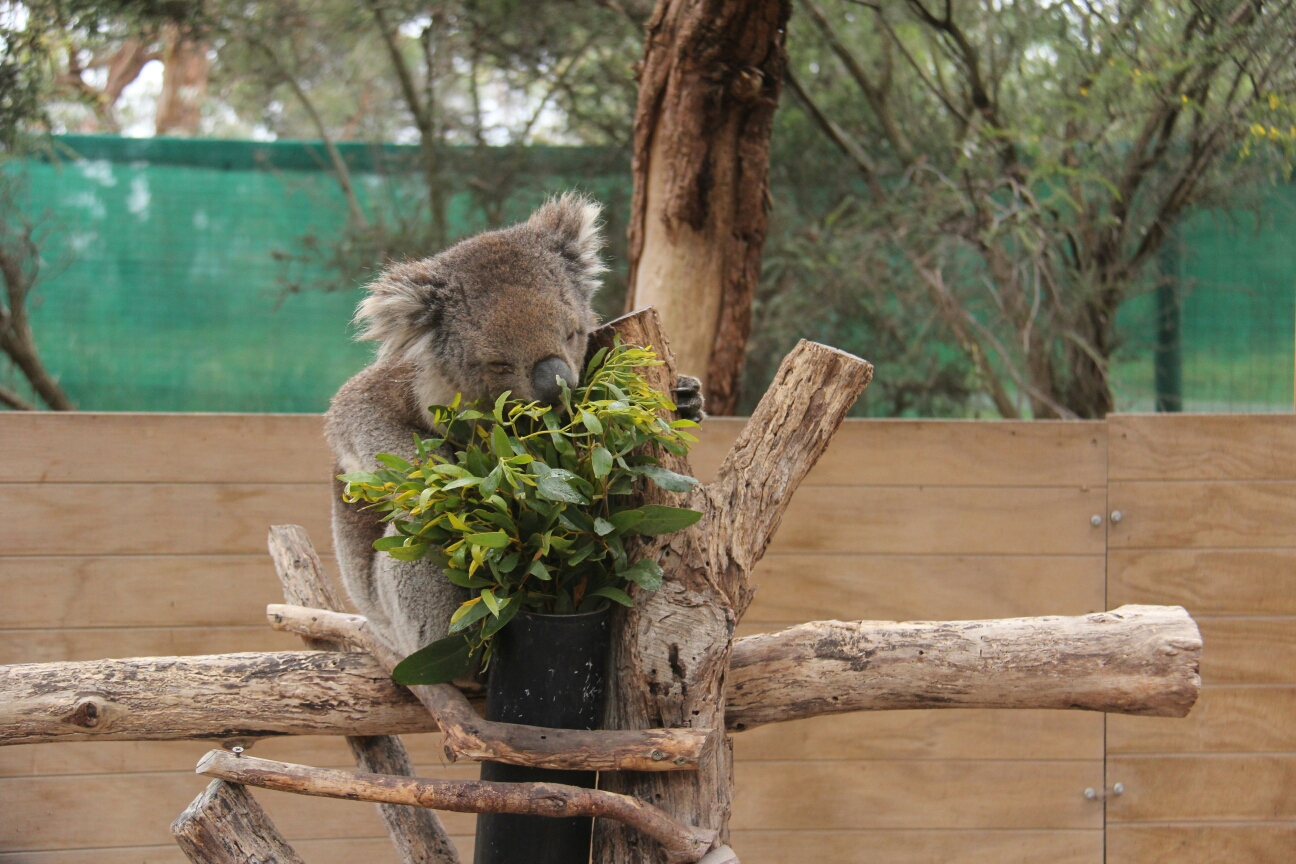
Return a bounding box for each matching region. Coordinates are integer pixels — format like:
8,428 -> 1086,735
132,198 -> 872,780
172,779 -> 306,864
593,309 -> 873,862
267,526 -> 461,864
195,749 -> 718,864
266,602 -> 717,773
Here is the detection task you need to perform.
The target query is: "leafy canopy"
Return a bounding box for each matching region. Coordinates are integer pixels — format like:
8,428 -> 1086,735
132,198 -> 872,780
340,340 -> 702,685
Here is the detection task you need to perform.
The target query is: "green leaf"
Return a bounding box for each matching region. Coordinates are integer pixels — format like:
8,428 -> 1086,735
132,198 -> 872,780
385,543 -> 428,561
481,588 -> 501,616
621,558 -> 664,591
337,471 -> 381,484
591,446 -> 613,478
448,598 -> 492,633
609,509 -> 644,532
497,552 -> 520,573
391,635 -> 474,685
536,471 -> 589,504
580,410 -> 603,435
594,517 -> 615,536
481,597 -> 519,638
493,391 -> 510,422
635,465 -> 700,493
491,423 -> 512,458
528,559 -> 552,580
585,346 -> 608,377
375,453 -> 413,472
589,585 -> 634,607
466,531 -> 510,548
634,504 -> 703,535
445,568 -> 493,589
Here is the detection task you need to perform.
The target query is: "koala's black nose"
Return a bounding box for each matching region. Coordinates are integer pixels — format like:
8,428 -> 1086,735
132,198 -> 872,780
532,356 -> 577,405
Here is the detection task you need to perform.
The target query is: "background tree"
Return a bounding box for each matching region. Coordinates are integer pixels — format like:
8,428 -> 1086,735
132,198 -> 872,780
776,0 -> 1296,418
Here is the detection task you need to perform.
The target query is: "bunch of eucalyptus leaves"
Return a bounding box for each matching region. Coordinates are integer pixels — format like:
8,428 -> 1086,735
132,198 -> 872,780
339,339 -> 703,684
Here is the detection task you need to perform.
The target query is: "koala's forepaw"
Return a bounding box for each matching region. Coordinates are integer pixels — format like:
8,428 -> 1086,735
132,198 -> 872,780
672,375 -> 706,422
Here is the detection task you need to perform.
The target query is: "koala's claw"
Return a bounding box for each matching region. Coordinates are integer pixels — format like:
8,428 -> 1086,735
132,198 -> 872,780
672,375 -> 706,422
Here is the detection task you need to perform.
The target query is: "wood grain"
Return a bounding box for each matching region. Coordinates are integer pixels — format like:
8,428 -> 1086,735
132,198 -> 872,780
728,829 -> 1103,864
1107,481 -> 1296,549
0,626 -> 302,665
733,709 -> 1103,761
730,760 -> 1104,830
1107,824 -> 1296,864
0,838 -> 456,864
690,419 -> 1106,488
0,556 -> 340,630
1108,686 -> 1296,754
0,483 -> 333,556
0,413 -> 332,484
768,486 -> 1107,556
171,779 -> 306,864
1197,618 -> 1296,685
1108,414 -> 1296,482
744,554 -> 1105,622
1106,754 -> 1296,822
1108,549 -> 1296,614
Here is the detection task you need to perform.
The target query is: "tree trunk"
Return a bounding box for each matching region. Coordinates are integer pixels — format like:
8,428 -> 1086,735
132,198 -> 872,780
624,0 -> 791,414
590,310 -> 873,862
155,25 -> 209,137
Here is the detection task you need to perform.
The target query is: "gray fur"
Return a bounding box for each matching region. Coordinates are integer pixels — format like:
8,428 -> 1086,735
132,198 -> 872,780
326,194 -> 704,657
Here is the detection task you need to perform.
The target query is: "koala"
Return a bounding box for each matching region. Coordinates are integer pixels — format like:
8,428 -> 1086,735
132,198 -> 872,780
325,193 -> 703,657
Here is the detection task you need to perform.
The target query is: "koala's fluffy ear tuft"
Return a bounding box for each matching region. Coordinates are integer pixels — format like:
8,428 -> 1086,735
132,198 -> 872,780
528,192 -> 607,299
354,260 -> 445,362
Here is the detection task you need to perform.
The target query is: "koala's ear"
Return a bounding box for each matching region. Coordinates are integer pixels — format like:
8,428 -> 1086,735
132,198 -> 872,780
527,192 -> 607,299
354,260 -> 446,362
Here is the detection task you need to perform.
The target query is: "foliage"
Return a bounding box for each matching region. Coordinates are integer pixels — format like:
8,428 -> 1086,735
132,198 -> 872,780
768,0 -> 1296,418
339,340 -> 702,684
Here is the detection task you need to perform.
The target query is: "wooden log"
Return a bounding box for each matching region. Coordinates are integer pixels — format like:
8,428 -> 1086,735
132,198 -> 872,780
591,309 -> 874,862
267,602 -> 718,772
268,525 -> 461,864
195,749 -> 718,864
0,604 -> 1203,744
171,779 -> 306,864
726,604 -> 1203,728
0,650 -> 435,744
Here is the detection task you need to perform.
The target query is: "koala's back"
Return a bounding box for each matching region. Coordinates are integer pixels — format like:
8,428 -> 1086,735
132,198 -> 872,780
326,359 -> 429,475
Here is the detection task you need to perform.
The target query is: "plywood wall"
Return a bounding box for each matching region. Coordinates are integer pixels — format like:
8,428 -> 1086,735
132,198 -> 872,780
0,413 -> 1290,864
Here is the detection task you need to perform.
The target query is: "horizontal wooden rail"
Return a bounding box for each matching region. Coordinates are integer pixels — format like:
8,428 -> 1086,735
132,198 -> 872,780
0,605 -> 1201,745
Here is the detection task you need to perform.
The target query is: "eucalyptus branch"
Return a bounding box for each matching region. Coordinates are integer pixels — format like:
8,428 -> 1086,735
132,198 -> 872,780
0,382 -> 35,410
782,68 -> 884,198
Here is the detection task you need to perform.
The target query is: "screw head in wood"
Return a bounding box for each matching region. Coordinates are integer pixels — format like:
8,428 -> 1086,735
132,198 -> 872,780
651,749 -> 666,761
1084,787 -> 1097,800
1110,510 -> 1123,523
231,746 -> 244,757
1113,782 -> 1124,795
1090,514 -> 1103,527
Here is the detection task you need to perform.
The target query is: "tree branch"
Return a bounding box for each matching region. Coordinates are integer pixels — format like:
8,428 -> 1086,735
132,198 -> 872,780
195,750 -> 718,864
172,779 -> 306,864
782,68 -> 884,197
266,603 -> 718,773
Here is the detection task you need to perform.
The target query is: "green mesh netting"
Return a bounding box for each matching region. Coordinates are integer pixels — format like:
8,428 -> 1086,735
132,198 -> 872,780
5,136 -> 631,412
5,134 -> 1294,413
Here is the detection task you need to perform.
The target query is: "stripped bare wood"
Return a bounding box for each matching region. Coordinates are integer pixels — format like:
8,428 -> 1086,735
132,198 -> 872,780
727,605 -> 1202,728
266,603 -> 716,773
267,525 -> 460,864
1109,414 -> 1296,481
171,779 -> 306,864
195,749 -> 718,864
1,603 -> 1202,745
1107,481 -> 1296,549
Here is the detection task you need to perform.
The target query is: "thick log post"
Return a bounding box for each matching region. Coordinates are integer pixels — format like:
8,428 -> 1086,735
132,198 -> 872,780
591,309 -> 874,862
0,605 -> 1202,744
196,750 -> 717,864
172,779 -> 305,864
267,525 -> 461,864
266,602 -> 718,772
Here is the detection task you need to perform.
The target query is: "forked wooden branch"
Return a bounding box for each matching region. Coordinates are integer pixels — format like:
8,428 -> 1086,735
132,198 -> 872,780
171,779 -> 305,864
265,602 -> 717,772
195,749 -> 718,864
267,525 -> 461,864
592,309 -> 874,862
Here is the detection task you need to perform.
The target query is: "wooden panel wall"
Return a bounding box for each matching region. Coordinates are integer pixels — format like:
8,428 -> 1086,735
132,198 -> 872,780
0,413 -> 1109,864
1106,415 -> 1296,864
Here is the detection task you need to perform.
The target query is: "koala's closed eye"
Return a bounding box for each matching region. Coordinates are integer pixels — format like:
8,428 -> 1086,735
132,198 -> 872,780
488,361 -> 514,374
